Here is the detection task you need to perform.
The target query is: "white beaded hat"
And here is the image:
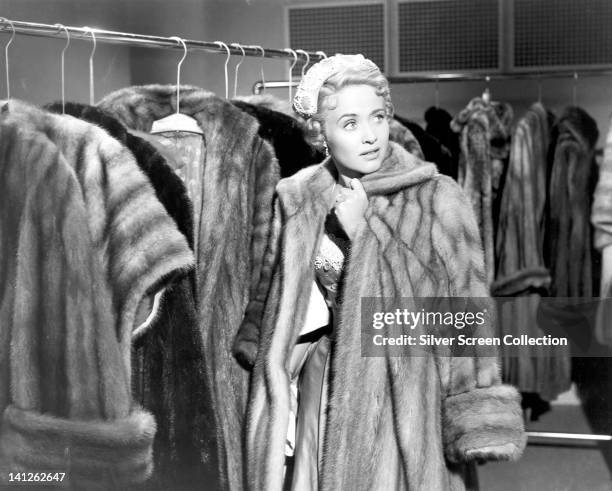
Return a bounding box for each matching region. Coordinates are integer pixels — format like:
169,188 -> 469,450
293,53 -> 380,117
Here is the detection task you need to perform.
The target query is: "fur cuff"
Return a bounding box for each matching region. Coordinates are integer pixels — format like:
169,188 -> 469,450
233,300 -> 264,370
442,385 -> 526,464
0,405 -> 156,487
491,267 -> 551,296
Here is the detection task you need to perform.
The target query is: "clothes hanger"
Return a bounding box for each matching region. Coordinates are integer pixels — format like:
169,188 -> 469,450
295,49 -> 311,79
230,42 -> 245,98
537,74 -> 542,104
83,27 -> 96,105
151,36 -> 203,135
250,45 -> 265,92
315,51 -> 328,60
0,18 -> 15,110
214,41 -> 231,99
573,72 -> 578,106
55,24 -> 70,114
434,76 -> 440,109
283,48 -> 298,102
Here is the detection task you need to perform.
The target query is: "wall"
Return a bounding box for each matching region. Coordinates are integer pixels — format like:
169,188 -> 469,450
0,0 -> 131,105
201,0 -> 612,146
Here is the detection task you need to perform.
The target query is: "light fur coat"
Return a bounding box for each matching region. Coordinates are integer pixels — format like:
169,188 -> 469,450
98,85 -> 280,490
0,100 -> 194,488
235,142 -> 526,490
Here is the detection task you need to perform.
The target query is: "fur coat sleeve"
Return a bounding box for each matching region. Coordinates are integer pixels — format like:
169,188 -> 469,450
429,178 -> 526,463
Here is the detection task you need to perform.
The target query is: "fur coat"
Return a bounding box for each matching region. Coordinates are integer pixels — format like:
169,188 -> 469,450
232,100 -> 324,177
538,107 -> 600,350
424,106 -> 460,180
545,106 -> 599,299
492,103 -> 571,401
451,98 -> 514,285
592,115 -> 612,345
0,100 -> 194,488
395,114 -> 455,178
98,85 -> 280,491
235,142 -> 525,490
45,101 -> 216,489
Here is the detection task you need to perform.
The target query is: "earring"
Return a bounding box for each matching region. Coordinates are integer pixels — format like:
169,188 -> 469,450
323,139 -> 329,157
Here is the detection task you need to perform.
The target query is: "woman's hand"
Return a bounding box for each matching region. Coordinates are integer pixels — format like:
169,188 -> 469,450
334,178 -> 368,240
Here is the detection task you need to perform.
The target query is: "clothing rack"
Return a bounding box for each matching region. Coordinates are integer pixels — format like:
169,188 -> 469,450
253,69 -> 612,94
0,18 -> 324,62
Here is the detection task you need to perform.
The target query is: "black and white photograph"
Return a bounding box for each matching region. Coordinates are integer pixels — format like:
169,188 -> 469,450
0,0 -> 611,489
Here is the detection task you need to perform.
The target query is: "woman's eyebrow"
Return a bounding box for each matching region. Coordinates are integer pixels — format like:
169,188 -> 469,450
336,113 -> 358,122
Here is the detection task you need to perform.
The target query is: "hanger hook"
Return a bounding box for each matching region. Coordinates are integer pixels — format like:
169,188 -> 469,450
55,24 -> 70,114
315,51 -> 327,60
83,27 -> 97,105
435,76 -> 440,109
0,18 -> 15,102
283,48 -> 298,102
250,45 -> 265,92
169,36 -> 187,114
214,41 -> 231,99
573,72 -> 578,106
230,43 -> 245,98
537,73 -> 542,104
295,49 -> 310,77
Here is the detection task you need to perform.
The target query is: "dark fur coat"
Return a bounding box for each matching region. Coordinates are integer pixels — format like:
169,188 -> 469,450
492,103 -> 571,400
0,101 -> 194,488
424,106 -> 460,180
235,142 -> 525,490
45,101 -> 215,488
98,85 -> 280,491
232,100 -> 324,177
545,106 -> 599,299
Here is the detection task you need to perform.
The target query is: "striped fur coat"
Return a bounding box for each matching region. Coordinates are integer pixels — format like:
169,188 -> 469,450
98,85 -> 280,490
235,142 -> 526,490
0,100 -> 194,488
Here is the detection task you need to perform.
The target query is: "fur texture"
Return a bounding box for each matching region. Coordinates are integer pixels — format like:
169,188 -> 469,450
98,85 -> 280,491
491,103 -> 571,400
45,102 -> 216,489
451,98 -> 514,285
424,106 -> 460,180
232,100 -> 324,177
0,101 -> 194,487
236,142 -> 525,490
395,114 -> 455,178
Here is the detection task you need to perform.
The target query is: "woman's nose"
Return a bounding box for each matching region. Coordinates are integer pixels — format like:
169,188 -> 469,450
362,125 -> 377,144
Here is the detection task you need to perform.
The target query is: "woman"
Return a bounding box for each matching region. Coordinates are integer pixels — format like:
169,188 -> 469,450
234,54 -> 525,490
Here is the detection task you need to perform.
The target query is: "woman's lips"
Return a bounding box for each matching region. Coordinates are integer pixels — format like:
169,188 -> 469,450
360,148 -> 380,160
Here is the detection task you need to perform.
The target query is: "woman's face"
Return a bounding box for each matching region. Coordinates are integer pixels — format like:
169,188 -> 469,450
322,84 -> 390,179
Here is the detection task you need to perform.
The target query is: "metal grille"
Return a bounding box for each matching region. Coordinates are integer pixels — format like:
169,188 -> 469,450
514,0 -> 612,68
288,3 -> 385,75
398,0 -> 500,73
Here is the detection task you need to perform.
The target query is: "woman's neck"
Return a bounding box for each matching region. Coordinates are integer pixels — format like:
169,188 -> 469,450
332,160 -> 362,188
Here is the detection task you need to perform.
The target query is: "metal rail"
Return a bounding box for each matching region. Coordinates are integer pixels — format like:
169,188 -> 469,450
0,18 -> 324,62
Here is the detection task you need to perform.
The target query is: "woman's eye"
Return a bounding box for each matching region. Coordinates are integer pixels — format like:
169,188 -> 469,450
374,113 -> 385,122
344,121 -> 357,130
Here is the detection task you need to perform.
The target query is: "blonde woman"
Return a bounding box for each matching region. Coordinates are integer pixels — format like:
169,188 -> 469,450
234,54 -> 525,490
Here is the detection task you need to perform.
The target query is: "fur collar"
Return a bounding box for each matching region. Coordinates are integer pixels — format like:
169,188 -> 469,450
278,141 -> 438,215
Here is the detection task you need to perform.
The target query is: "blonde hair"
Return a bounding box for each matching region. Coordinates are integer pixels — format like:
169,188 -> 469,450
304,64 -> 393,151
